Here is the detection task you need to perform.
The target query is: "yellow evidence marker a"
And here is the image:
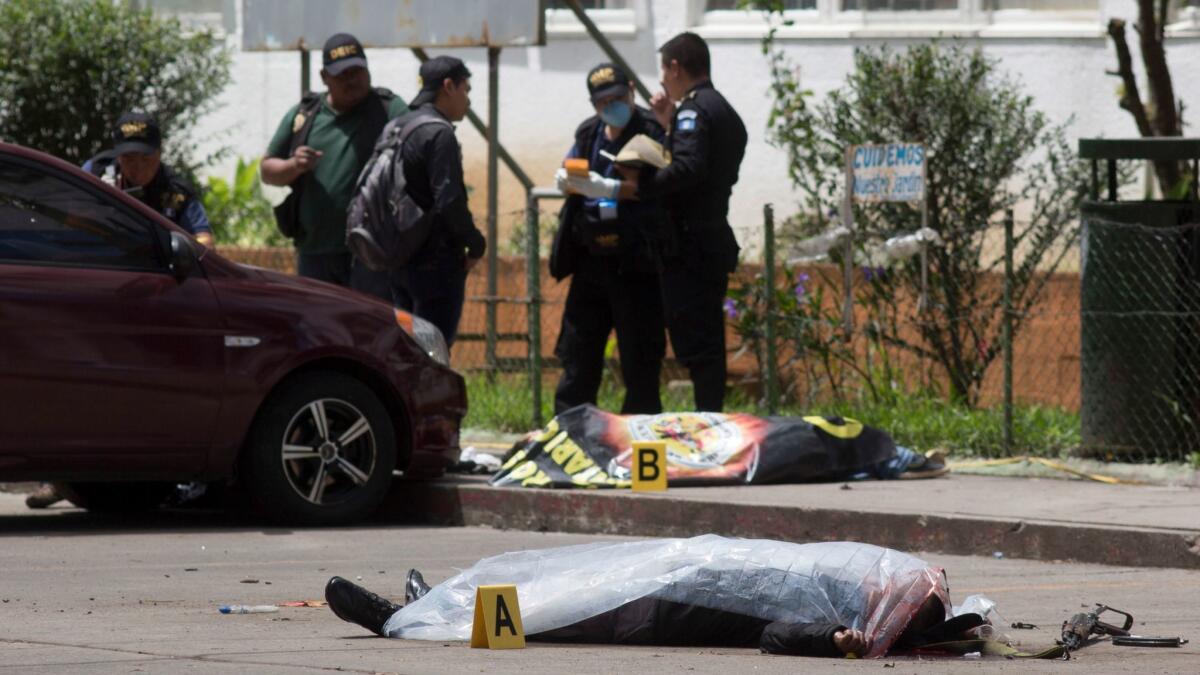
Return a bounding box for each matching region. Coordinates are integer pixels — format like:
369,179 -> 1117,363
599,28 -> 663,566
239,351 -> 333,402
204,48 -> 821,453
631,441 -> 668,492
470,584 -> 525,649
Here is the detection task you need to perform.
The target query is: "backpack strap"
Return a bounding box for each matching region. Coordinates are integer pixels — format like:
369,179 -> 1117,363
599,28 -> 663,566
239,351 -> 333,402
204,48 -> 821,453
287,91 -> 324,158
397,114 -> 451,145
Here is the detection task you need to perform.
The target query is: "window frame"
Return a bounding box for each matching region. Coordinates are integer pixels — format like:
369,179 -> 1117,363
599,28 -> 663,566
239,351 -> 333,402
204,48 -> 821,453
695,0 -> 1104,38
0,156 -> 172,274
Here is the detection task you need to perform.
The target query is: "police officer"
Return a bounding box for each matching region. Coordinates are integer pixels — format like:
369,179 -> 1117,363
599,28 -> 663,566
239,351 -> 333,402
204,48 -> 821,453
83,112 -> 213,246
550,64 -> 667,415
636,32 -> 747,412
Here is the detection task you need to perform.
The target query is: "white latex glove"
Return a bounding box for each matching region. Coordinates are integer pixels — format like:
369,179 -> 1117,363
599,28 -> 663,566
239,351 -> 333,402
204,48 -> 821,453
565,171 -> 620,199
554,167 -> 569,193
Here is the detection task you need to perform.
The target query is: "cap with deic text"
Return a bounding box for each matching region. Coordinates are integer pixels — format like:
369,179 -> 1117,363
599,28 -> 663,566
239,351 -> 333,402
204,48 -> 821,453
112,112 -> 161,156
586,63 -> 631,103
323,33 -> 368,75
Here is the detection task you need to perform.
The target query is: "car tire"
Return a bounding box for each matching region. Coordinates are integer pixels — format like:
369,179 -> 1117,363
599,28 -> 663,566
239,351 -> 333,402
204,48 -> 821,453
242,372 -> 397,525
57,481 -> 175,513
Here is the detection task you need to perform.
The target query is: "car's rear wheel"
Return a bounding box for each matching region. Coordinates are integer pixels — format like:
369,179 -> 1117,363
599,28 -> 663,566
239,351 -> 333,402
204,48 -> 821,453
57,481 -> 176,513
242,372 -> 397,525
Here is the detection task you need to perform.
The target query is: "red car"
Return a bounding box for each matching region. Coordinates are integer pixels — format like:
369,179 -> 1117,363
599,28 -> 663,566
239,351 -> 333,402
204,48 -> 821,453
0,142 -> 466,524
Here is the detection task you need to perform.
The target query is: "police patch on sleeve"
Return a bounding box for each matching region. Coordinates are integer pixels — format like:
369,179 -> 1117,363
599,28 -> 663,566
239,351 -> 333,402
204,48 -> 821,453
676,109 -> 698,132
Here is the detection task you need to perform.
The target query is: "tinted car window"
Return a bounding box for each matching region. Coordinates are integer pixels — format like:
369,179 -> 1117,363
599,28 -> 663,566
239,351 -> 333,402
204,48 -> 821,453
0,160 -> 160,270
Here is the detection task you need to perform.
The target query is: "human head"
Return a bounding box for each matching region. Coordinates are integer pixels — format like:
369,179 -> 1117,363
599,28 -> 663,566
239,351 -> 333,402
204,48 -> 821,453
658,32 -> 710,101
410,56 -> 472,122
111,112 -> 162,187
320,33 -> 372,111
586,63 -> 635,130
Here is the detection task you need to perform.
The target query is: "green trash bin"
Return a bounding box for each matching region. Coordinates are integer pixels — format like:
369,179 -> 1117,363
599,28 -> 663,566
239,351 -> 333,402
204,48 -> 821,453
1078,139 -> 1200,461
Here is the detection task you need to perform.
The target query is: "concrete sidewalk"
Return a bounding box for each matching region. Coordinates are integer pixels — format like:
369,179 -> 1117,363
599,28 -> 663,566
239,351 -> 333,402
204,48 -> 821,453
385,473 -> 1200,570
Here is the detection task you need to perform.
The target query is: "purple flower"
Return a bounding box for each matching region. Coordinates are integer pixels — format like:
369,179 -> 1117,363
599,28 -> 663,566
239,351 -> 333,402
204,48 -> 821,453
723,298 -> 739,319
794,273 -> 810,300
863,266 -> 887,283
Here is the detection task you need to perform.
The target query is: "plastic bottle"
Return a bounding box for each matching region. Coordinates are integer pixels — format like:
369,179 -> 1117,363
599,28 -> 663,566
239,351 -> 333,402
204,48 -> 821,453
218,604 -> 279,614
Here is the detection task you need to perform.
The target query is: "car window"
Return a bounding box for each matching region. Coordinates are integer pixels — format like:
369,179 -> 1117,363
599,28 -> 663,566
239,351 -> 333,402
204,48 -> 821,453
0,160 -> 161,270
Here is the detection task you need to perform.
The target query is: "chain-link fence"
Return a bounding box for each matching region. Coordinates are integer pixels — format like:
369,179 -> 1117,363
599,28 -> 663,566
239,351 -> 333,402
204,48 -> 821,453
1077,216 -> 1200,462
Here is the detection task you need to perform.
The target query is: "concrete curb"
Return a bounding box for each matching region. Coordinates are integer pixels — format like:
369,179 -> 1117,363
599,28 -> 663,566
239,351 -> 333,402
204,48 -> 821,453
381,480 -> 1200,570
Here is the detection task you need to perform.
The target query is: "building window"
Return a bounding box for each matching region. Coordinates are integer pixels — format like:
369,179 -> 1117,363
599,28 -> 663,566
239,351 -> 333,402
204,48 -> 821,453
545,0 -> 629,8
842,0 -> 958,10
989,0 -> 1097,10
705,1 -> 817,9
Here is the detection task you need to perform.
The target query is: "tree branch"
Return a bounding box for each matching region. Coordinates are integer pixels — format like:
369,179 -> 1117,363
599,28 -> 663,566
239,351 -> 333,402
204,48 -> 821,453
1107,18 -> 1154,138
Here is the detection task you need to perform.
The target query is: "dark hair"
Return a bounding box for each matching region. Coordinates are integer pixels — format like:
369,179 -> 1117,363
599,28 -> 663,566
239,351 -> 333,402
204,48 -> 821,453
658,32 -> 710,78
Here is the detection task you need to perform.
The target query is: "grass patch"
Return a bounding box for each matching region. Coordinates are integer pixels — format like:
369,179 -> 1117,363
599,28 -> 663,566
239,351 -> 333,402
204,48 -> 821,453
463,372 -> 1081,458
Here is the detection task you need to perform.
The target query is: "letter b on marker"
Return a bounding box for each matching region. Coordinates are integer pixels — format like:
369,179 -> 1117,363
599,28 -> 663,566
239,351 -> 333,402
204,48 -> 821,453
631,441 -> 667,492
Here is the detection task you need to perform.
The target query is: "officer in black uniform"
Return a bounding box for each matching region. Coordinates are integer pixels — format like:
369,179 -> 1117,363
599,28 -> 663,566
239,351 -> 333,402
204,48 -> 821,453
637,32 -> 747,412
549,64 -> 667,415
83,112 -> 213,246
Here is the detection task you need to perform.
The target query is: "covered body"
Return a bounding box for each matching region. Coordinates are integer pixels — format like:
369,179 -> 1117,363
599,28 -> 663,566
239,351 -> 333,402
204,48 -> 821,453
383,535 -> 948,657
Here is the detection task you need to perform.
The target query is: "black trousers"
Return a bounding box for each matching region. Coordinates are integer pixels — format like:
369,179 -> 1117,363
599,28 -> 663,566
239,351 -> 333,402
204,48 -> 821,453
554,253 -> 665,415
659,223 -> 736,412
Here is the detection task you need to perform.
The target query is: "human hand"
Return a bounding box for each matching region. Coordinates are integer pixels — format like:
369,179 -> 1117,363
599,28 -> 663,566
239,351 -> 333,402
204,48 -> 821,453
554,167 -> 571,194
291,146 -> 323,172
833,628 -> 867,657
565,171 -> 620,199
650,91 -> 674,130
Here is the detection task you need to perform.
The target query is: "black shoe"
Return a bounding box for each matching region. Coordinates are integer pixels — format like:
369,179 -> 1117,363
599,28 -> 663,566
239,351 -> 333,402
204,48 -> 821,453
324,576 -> 401,636
405,569 -> 431,604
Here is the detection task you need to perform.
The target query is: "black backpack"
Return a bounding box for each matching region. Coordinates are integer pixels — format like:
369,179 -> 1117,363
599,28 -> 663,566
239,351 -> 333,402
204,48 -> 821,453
345,115 -> 451,271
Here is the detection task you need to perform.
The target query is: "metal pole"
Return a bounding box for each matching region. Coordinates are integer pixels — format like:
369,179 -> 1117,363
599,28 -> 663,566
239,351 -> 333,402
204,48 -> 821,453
563,0 -> 654,103
300,44 -> 311,96
1003,209 -> 1015,455
763,204 -> 778,415
486,47 -> 500,374
527,192 -> 543,428
410,48 -> 534,191
841,148 -> 855,335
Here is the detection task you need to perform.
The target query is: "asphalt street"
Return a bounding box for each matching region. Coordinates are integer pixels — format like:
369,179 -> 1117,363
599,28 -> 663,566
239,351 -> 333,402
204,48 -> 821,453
0,492 -> 1196,674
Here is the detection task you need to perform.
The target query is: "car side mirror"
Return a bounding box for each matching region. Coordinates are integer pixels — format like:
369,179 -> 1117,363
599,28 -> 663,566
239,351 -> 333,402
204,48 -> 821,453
169,231 -> 198,281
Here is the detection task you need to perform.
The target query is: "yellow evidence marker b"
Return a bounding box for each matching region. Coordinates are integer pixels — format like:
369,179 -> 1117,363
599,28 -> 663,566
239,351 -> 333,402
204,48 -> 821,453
631,441 -> 668,492
470,584 -> 525,649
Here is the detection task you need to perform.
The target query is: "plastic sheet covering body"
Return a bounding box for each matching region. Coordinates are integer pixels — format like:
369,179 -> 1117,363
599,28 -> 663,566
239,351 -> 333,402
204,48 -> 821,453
383,535 -> 949,658
490,405 -> 897,488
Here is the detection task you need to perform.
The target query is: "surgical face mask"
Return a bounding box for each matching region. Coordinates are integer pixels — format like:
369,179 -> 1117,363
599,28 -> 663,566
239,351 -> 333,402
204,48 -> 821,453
599,100 -> 632,129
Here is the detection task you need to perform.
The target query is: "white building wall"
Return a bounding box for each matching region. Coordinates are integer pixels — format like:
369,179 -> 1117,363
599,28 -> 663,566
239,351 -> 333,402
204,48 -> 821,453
193,1 -> 1200,255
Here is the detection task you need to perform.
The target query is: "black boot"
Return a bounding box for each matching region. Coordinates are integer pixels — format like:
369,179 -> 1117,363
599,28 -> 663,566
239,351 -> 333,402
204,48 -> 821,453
405,569 -> 431,604
324,576 -> 401,636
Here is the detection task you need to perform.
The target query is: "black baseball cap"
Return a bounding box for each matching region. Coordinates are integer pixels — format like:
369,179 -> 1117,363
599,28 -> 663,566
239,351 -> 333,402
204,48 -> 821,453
409,56 -> 472,108
586,63 -> 630,103
323,33 -> 367,75
112,112 -> 161,155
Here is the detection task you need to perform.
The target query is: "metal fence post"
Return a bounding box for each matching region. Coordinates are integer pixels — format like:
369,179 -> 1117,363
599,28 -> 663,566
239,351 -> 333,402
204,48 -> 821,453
485,46 -> 500,375
1003,209 -> 1015,455
763,204 -> 779,415
527,191 -> 543,429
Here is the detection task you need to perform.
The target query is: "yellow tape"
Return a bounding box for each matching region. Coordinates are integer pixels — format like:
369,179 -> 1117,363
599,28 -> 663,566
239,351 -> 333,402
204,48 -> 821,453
947,455 -> 1143,485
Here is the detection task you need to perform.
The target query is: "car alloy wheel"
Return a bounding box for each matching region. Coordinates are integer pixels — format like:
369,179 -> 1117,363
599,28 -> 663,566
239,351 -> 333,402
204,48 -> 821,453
280,397 -> 378,506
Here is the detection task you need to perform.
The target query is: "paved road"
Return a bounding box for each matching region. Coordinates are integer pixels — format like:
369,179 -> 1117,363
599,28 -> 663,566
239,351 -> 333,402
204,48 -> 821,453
0,493 -> 1196,674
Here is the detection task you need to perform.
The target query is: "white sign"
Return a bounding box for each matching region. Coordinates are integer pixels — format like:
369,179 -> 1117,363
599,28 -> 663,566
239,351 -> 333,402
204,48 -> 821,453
849,143 -> 926,203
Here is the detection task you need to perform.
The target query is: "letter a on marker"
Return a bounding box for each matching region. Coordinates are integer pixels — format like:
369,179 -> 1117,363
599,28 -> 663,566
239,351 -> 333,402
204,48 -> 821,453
631,441 -> 667,492
471,584 -> 525,649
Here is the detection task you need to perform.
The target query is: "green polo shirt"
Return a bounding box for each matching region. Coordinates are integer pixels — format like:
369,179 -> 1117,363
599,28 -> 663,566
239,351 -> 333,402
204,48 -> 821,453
267,93 -> 408,254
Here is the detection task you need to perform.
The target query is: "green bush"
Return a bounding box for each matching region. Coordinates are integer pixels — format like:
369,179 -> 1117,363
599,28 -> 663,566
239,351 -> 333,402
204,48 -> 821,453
0,0 -> 231,176
203,158 -> 289,247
